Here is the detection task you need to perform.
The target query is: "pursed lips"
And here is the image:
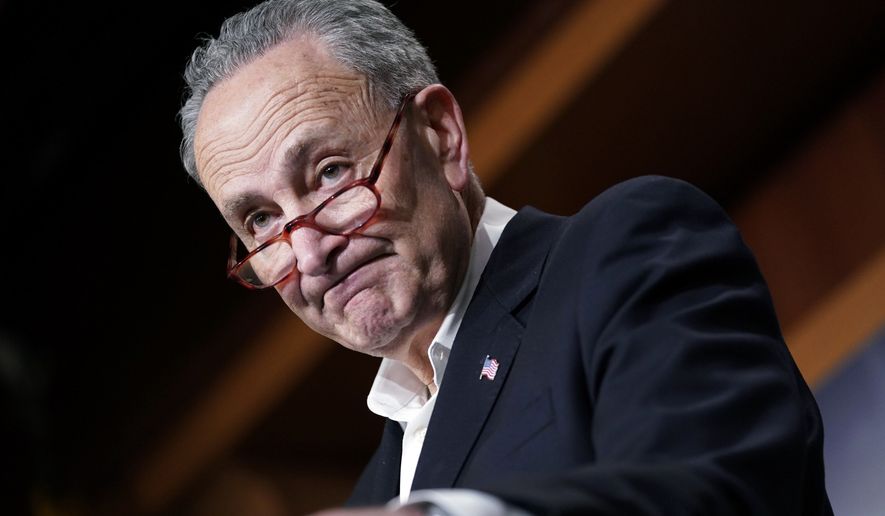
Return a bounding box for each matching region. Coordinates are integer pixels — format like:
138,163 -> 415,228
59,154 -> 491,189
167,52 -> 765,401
310,251 -> 395,311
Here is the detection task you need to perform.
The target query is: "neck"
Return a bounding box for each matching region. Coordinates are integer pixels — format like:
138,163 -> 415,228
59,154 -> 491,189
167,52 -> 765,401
400,314 -> 444,391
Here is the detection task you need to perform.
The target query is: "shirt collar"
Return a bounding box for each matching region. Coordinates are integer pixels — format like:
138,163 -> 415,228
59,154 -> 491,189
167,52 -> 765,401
366,197 -> 517,421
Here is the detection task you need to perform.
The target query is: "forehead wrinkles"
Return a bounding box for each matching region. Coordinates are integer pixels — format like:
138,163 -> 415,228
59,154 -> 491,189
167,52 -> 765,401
198,74 -> 383,194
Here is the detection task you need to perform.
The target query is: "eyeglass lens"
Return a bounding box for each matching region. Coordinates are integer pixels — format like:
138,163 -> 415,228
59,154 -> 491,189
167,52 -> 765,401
234,183 -> 378,287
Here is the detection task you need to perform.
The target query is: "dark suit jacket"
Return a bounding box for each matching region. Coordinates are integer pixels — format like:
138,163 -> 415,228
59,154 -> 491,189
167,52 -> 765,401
348,176 -> 832,515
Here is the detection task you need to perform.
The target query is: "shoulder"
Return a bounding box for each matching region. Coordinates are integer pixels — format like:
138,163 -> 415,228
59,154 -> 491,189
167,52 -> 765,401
500,176 -> 746,278
545,175 -> 761,308
551,175 -> 742,255
568,175 -> 732,233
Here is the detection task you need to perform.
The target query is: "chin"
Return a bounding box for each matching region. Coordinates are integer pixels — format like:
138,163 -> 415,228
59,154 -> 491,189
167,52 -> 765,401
336,288 -> 415,358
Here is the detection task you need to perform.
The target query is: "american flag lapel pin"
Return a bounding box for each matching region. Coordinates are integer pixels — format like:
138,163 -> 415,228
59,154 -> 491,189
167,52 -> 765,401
479,354 -> 499,381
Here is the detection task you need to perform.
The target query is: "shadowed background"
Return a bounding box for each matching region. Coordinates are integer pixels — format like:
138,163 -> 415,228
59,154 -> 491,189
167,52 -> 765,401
1,1 -> 884,515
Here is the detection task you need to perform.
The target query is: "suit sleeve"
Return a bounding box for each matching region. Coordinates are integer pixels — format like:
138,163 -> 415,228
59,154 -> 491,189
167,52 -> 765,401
476,177 -> 830,516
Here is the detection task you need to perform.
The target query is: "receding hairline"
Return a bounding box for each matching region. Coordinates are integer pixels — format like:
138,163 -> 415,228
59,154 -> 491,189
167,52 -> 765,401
192,33 -> 391,184
180,0 -> 441,185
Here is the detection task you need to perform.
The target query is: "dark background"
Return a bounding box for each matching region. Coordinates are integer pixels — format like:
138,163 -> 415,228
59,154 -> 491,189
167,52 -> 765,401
1,1 -> 883,515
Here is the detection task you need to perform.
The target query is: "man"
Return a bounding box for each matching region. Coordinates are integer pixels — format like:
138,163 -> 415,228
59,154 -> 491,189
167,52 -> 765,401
181,1 -> 832,515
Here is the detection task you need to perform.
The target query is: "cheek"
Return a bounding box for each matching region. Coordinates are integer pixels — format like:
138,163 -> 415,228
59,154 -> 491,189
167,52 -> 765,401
375,133 -> 434,214
376,173 -> 418,219
275,276 -> 331,333
275,275 -> 304,306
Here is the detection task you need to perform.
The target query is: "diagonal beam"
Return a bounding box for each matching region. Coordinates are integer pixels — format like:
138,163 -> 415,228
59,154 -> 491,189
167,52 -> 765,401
467,0 -> 664,183
132,318 -> 332,513
786,245 -> 885,387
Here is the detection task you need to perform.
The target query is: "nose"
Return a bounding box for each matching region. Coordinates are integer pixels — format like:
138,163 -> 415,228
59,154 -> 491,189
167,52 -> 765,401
290,227 -> 349,277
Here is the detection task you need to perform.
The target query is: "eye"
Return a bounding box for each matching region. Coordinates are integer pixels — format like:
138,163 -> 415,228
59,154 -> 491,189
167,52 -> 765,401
245,210 -> 278,238
252,212 -> 271,229
316,160 -> 355,189
321,163 -> 343,182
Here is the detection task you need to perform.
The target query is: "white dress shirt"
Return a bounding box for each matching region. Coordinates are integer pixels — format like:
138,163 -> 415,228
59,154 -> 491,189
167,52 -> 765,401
366,197 -> 531,516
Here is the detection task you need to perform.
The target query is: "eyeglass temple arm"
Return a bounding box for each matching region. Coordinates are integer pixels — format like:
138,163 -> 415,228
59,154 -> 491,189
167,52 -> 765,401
367,92 -> 416,184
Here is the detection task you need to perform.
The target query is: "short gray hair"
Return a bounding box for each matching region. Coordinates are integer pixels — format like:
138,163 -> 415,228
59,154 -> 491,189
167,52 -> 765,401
179,0 -> 439,184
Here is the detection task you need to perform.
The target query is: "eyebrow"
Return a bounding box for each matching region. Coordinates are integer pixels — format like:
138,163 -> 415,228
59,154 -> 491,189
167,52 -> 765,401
219,135 -> 329,220
222,192 -> 267,221
278,134 -> 328,188
283,138 -> 312,173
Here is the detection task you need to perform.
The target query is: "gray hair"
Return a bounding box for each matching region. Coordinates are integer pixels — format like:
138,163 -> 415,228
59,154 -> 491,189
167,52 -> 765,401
179,0 -> 439,185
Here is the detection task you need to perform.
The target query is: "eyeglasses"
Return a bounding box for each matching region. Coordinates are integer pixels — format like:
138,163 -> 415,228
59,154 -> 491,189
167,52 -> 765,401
227,92 -> 415,289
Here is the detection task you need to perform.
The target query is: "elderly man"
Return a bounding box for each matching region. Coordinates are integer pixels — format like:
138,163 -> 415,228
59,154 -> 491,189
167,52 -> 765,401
180,1 -> 832,515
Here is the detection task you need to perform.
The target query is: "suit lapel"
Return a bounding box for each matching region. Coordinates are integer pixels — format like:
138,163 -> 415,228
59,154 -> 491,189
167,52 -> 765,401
347,418 -> 403,505
411,207 -> 565,490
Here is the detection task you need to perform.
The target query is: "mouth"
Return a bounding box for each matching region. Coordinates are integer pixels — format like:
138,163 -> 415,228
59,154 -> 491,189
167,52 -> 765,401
321,253 -> 395,311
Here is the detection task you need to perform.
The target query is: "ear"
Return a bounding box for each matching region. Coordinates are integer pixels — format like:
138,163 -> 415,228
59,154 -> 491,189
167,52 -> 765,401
413,84 -> 470,192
